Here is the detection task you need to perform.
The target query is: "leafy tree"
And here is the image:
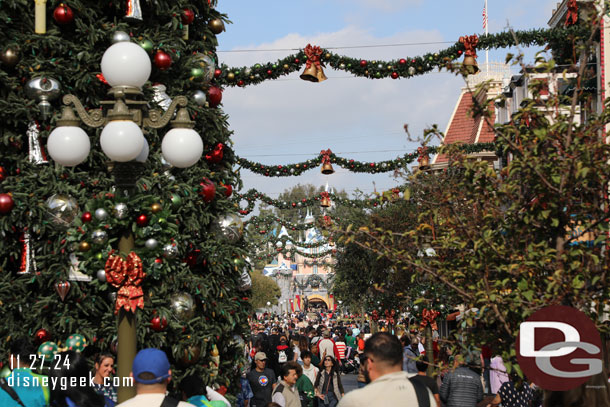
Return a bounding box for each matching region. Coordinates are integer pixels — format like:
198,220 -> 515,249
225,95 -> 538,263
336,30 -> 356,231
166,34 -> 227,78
341,13 -> 610,374
249,269 -> 281,310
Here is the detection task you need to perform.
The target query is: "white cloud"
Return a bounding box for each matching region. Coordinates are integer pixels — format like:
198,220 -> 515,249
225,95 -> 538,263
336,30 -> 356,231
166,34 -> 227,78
218,26 -> 465,201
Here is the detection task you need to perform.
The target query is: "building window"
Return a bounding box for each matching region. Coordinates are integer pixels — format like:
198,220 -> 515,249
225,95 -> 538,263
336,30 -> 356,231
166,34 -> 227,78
313,265 -> 318,274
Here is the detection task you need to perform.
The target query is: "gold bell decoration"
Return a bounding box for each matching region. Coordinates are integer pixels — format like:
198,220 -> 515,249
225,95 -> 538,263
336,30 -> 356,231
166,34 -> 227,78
320,191 -> 332,208
320,148 -> 334,174
417,146 -> 430,170
459,35 -> 479,75
300,44 -> 327,83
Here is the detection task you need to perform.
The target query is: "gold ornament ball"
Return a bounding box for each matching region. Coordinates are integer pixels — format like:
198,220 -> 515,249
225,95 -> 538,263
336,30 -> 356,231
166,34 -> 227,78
325,53 -> 331,59
208,18 -> 225,35
78,241 -> 91,252
283,64 -> 289,70
1,48 -> 19,67
227,72 -> 235,81
151,203 -> 162,213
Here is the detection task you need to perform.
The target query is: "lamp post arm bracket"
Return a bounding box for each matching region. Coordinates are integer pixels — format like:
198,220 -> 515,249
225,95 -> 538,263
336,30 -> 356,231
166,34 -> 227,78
62,94 -> 105,128
142,96 -> 188,129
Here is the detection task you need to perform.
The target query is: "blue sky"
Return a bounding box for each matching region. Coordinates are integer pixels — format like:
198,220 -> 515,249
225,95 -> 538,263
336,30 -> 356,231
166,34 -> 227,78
216,0 -> 559,203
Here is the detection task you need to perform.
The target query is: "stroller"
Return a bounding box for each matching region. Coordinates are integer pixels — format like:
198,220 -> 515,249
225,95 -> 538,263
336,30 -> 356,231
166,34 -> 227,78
341,346 -> 360,374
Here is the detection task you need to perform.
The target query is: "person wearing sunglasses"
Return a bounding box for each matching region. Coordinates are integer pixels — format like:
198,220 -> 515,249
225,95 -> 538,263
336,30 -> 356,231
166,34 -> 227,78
314,356 -> 344,407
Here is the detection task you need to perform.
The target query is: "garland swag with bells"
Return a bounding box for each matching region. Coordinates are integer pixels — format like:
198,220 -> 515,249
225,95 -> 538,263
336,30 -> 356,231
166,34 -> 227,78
214,26 -> 587,87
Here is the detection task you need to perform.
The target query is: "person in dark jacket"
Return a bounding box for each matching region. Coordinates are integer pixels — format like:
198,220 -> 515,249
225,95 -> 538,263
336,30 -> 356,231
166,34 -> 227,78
439,351 -> 484,407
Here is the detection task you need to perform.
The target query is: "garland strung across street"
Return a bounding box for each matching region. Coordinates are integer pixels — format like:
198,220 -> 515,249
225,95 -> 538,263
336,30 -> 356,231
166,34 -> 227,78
215,26 -> 586,87
236,142 -> 496,177
245,214 -> 341,232
235,189 -> 393,214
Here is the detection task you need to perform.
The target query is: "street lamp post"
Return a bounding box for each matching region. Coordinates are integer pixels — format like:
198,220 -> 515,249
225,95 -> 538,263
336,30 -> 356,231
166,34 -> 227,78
47,39 -> 204,403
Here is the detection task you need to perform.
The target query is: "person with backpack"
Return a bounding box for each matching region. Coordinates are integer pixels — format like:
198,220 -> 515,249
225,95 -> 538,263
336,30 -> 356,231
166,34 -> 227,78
337,332 -> 435,407
275,335 -> 293,375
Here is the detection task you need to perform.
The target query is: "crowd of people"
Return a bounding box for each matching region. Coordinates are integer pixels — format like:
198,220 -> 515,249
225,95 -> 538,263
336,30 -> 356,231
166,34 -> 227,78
1,312 -> 610,407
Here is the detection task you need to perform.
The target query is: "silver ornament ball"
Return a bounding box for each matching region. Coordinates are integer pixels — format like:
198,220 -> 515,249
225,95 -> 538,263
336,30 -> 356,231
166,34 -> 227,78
192,90 -> 206,106
145,238 -> 159,250
111,31 -> 131,43
408,66 -> 416,75
213,214 -> 244,243
45,194 -> 79,228
97,269 -> 106,282
94,208 -> 108,221
113,203 -> 128,219
238,270 -> 252,291
163,244 -> 179,258
169,292 -> 196,321
91,229 -> 108,245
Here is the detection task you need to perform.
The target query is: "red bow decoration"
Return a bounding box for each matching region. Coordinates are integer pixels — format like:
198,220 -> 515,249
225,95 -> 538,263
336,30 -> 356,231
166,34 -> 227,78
320,191 -> 330,200
320,149 -> 333,165
105,251 -> 145,314
304,44 -> 323,70
420,308 -> 440,331
565,0 -> 578,26
205,142 -> 224,163
459,35 -> 479,58
322,215 -> 332,227
371,310 -> 380,321
384,309 -> 396,325
417,146 -> 429,164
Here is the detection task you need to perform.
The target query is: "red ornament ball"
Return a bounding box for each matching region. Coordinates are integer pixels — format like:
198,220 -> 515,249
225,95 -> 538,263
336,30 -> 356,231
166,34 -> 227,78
267,69 -> 273,76
136,214 -> 148,226
220,183 -> 232,198
34,328 -> 51,345
214,69 -> 222,78
360,60 -> 367,67
181,9 -> 195,25
0,166 -> 6,182
81,212 -> 92,222
154,50 -> 172,71
53,3 -> 74,25
399,58 -> 407,65
237,80 -> 244,87
199,179 -> 216,203
391,72 -> 399,79
207,86 -> 222,108
151,316 -> 168,332
0,193 -> 14,214
155,258 -> 163,264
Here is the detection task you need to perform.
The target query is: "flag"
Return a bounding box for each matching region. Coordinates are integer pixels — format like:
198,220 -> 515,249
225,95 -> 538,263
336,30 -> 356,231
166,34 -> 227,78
482,2 -> 488,30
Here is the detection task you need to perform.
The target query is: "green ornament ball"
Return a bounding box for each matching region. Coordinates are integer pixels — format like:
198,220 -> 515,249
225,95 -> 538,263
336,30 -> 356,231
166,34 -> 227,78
65,334 -> 87,352
233,258 -> 245,268
139,39 -> 154,53
191,67 -> 204,79
0,366 -> 11,378
171,193 -> 182,207
38,341 -> 59,361
254,64 -> 261,69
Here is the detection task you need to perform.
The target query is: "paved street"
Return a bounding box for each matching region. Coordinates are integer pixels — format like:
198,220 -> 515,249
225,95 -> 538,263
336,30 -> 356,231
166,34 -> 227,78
341,373 -> 359,393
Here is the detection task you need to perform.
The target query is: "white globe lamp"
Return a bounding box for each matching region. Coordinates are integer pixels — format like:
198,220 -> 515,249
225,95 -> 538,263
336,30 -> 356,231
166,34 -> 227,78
100,42 -> 151,88
161,128 -> 203,168
135,138 -> 149,163
47,126 -> 90,167
100,120 -> 144,162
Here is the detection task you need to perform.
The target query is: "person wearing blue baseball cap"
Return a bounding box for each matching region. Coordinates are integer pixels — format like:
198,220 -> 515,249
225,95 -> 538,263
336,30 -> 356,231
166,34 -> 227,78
116,348 -> 195,407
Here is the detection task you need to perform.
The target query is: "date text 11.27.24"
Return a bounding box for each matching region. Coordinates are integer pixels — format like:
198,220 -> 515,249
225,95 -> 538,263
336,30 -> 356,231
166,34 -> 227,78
11,354 -> 70,371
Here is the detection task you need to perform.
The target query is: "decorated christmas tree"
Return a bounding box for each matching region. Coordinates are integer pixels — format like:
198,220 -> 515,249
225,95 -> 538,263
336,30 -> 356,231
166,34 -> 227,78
0,0 -> 250,400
